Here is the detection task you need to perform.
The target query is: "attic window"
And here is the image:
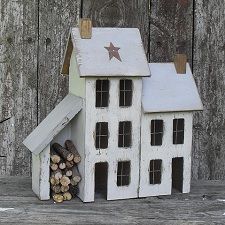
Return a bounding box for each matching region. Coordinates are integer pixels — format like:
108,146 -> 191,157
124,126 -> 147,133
118,121 -> 132,147
173,119 -> 184,144
149,159 -> 162,184
117,161 -> 130,186
151,120 -> 163,146
119,80 -> 132,107
95,122 -> 108,149
96,80 -> 109,107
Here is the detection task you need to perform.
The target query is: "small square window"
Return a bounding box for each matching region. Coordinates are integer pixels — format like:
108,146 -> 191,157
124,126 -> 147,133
173,119 -> 184,144
119,80 -> 132,107
118,121 -> 132,147
96,80 -> 109,107
149,160 -> 162,184
117,161 -> 130,186
151,120 -> 163,146
95,122 -> 108,149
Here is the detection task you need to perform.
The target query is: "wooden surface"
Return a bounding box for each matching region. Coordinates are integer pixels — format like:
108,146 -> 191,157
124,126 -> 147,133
0,0 -> 225,180
0,177 -> 225,225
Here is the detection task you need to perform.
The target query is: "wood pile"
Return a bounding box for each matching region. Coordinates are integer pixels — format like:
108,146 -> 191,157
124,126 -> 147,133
50,140 -> 81,203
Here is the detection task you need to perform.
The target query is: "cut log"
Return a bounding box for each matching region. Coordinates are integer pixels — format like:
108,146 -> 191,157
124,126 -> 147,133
65,140 -> 81,163
52,143 -> 74,161
66,160 -> 74,168
70,179 -> 77,186
64,168 -> 72,177
72,165 -> 81,183
51,185 -> 61,194
50,162 -> 58,171
61,185 -> 69,193
60,175 -> 71,186
69,184 -> 79,198
52,193 -> 64,203
50,177 -> 59,186
58,160 -> 66,170
50,149 -> 61,164
63,192 -> 72,201
51,169 -> 62,180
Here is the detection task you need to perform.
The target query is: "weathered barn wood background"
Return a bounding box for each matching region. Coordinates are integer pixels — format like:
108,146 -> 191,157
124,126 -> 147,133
0,0 -> 224,179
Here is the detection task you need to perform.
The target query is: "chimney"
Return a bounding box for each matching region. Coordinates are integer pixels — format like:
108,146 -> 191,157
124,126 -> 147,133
174,54 -> 187,74
79,18 -> 92,39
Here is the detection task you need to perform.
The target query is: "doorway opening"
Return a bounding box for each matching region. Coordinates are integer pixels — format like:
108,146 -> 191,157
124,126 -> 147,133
172,157 -> 183,193
95,162 -> 108,199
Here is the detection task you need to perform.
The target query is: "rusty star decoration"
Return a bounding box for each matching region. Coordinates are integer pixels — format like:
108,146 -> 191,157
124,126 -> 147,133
104,42 -> 122,62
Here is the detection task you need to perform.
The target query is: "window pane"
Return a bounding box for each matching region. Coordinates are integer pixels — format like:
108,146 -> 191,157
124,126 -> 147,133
151,120 -> 163,146
117,161 -> 130,186
155,120 -> 163,132
119,91 -> 125,106
173,119 -> 184,145
96,80 -> 109,107
125,80 -> 132,90
177,119 -> 184,130
118,121 -> 132,147
149,160 -> 162,184
154,133 -> 162,146
119,80 -> 132,107
95,122 -> 108,149
125,91 -> 132,106
124,135 -> 131,147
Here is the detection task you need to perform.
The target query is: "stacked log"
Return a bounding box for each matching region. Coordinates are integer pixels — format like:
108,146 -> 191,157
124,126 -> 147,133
50,140 -> 81,203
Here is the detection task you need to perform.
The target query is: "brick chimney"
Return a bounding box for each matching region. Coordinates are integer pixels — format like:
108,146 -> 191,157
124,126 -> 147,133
79,18 -> 92,39
174,54 -> 187,74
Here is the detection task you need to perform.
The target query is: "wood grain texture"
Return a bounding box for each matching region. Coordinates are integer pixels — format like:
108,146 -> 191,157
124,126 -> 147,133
0,177 -> 225,225
0,0 -> 38,175
149,0 -> 193,65
192,0 -> 225,180
38,0 -> 81,123
82,0 -> 150,54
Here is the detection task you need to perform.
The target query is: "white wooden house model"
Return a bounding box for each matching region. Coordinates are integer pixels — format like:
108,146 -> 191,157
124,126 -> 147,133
23,20 -> 203,202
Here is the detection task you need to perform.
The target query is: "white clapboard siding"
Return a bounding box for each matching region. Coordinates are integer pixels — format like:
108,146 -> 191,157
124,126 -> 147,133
23,94 -> 83,155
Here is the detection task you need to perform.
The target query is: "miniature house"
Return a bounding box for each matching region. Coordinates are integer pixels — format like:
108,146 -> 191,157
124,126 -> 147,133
23,20 -> 203,202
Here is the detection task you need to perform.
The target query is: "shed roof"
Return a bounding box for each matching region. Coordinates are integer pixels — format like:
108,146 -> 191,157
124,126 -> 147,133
142,63 -> 203,113
23,94 -> 83,155
62,28 -> 150,77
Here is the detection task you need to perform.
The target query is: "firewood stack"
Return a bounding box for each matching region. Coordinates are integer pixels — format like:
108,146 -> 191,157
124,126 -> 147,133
50,140 -> 81,203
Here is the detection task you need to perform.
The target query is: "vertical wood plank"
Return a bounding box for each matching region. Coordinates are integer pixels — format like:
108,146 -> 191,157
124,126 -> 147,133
0,0 -> 38,175
82,0 -> 150,54
150,0 -> 193,65
38,0 -> 81,123
192,0 -> 225,180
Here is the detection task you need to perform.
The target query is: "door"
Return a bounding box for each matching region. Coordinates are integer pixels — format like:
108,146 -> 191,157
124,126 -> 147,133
95,162 -> 108,199
172,157 -> 183,193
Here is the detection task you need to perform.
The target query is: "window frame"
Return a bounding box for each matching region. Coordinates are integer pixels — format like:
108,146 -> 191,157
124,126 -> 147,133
117,161 -> 131,186
173,119 -> 185,145
149,159 -> 162,185
118,121 -> 132,148
95,122 -> 108,149
95,79 -> 109,108
119,79 -> 133,107
150,120 -> 163,146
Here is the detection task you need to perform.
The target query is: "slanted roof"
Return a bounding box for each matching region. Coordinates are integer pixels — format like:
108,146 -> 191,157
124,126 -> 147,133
62,27 -> 150,77
142,63 -> 203,113
23,94 -> 83,155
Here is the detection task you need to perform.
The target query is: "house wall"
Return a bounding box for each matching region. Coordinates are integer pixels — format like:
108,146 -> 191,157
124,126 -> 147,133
69,50 -> 86,98
139,112 -> 193,197
83,77 -> 142,202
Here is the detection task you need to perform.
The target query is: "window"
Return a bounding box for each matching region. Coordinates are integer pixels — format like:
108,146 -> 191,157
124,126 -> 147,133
117,161 -> 130,186
118,121 -> 132,147
119,79 -> 132,107
95,122 -> 108,149
149,160 -> 162,184
151,120 -> 163,146
173,119 -> 184,144
96,80 -> 109,107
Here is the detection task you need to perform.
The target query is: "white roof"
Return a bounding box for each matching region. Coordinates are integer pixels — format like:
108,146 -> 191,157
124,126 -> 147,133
23,94 -> 83,155
70,27 -> 150,77
142,63 -> 203,113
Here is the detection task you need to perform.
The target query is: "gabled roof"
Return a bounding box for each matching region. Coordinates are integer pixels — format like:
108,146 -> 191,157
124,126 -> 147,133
23,94 -> 83,155
142,63 -> 203,113
62,28 -> 150,77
